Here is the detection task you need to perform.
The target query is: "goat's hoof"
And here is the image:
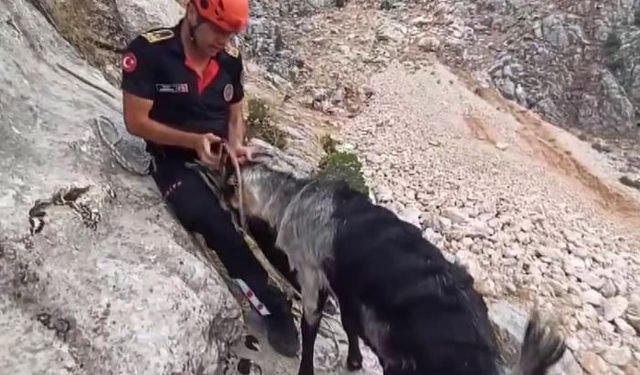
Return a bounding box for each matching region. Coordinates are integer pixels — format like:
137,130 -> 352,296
346,355 -> 363,371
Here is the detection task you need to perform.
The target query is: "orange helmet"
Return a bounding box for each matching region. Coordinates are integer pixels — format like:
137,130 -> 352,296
192,0 -> 249,33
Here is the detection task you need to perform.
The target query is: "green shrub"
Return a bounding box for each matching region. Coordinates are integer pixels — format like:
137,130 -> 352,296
246,97 -> 288,149
317,150 -> 369,195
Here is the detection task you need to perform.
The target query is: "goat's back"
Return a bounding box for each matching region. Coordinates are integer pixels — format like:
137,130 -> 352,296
329,185 -> 500,374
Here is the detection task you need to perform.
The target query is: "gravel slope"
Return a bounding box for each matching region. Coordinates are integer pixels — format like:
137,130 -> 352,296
337,60 -> 640,374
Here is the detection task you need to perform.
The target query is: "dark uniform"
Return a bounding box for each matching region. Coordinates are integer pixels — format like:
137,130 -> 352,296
120,20 -> 299,356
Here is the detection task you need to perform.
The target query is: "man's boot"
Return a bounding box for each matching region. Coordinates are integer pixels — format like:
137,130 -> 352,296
262,287 -> 300,358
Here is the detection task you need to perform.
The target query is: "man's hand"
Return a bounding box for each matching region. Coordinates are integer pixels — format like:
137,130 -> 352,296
231,144 -> 253,165
193,133 -> 223,167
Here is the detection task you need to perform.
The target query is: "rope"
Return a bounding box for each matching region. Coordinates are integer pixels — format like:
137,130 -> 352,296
94,116 -> 150,176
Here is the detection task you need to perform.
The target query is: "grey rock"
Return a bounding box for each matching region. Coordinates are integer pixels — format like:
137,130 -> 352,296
0,2 -> 254,373
500,78 -> 517,100
577,69 -> 636,132
114,0 -> 184,41
541,14 -> 570,48
376,22 -> 406,43
0,297 -> 78,374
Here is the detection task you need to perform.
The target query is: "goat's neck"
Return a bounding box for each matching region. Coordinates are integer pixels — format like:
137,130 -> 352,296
257,173 -> 310,232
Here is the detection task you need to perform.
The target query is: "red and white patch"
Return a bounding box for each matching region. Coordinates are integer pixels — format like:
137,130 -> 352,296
233,278 -> 271,317
122,52 -> 137,73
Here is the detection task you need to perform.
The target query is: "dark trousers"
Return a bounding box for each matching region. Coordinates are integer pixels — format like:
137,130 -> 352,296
149,154 -> 300,316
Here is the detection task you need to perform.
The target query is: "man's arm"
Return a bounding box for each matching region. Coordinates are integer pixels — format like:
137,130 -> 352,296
225,45 -> 247,148
122,92 -> 201,150
120,36 -> 219,165
227,100 -> 246,148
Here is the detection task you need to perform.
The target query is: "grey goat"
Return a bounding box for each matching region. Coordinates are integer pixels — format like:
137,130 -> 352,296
225,153 -> 566,375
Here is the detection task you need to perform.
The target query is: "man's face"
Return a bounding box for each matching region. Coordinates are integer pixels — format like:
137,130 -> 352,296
188,5 -> 234,57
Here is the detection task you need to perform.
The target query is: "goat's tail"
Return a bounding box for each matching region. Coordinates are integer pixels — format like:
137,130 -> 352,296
511,309 -> 567,375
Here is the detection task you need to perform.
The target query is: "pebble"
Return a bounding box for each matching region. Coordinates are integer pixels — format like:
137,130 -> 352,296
578,351 -> 609,374
603,296 -> 629,321
442,207 -> 468,224
496,142 -> 509,150
438,216 -> 453,231
613,317 -> 635,335
417,36 -> 441,52
462,237 -> 474,248
582,289 -> 604,306
376,185 -> 394,202
566,336 -> 581,351
503,244 -> 523,258
601,280 -> 618,298
602,346 -> 632,367
578,273 -> 606,290
399,206 -> 422,228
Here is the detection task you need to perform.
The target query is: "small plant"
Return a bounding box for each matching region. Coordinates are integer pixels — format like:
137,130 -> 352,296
319,133 -> 338,154
246,97 -> 288,149
603,31 -> 625,74
317,150 -> 369,196
604,32 -> 622,53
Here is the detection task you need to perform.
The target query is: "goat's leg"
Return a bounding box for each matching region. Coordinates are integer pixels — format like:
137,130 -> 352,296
339,302 -> 363,371
298,288 -> 329,375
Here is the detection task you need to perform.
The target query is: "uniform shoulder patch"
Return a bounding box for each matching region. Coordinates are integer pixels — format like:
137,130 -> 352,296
141,28 -> 174,44
224,44 -> 239,58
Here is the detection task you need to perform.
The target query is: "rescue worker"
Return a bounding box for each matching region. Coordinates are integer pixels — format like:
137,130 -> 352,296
120,0 -> 300,357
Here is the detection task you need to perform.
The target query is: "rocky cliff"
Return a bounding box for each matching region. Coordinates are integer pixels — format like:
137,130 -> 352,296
400,0 -> 640,176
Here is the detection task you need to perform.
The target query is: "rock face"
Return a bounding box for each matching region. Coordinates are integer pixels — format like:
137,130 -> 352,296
416,0 -> 640,139
0,1 -> 243,373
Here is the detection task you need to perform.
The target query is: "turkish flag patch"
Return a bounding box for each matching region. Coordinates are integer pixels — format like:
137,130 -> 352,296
122,52 -> 137,73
